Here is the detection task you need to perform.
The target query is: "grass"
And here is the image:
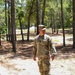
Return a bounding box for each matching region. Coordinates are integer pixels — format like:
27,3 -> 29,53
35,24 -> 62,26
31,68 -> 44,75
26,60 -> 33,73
54,39 -> 60,42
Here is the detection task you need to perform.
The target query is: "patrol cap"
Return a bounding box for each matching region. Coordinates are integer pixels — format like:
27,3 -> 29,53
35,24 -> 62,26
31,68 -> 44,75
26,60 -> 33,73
38,24 -> 46,30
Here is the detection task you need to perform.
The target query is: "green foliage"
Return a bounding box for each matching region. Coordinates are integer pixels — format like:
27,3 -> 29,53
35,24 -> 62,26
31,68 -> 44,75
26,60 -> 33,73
0,0 -> 7,35
15,0 -> 73,29
15,0 -> 25,28
0,0 -> 72,31
0,24 -> 7,34
35,0 -> 68,29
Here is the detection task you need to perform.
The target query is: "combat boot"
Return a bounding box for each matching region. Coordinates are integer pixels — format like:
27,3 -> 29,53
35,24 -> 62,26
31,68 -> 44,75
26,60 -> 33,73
43,72 -> 50,75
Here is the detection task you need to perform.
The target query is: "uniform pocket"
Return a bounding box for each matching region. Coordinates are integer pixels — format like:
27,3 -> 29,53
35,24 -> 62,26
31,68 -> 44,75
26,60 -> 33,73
43,60 -> 50,71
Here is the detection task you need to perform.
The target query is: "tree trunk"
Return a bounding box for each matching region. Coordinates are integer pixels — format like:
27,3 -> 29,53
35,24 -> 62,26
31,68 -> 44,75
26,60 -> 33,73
50,10 -> 54,34
27,15 -> 30,41
61,0 -> 65,47
5,0 -> 8,41
11,0 -> 16,52
5,0 -> 7,26
54,18 -> 56,33
18,16 -> 24,41
27,0 -> 35,41
42,0 -> 46,25
73,0 -> 75,48
52,15 -> 54,34
36,0 -> 40,35
51,24 -> 54,34
50,17 -> 54,34
0,33 -> 1,46
8,1 -> 11,41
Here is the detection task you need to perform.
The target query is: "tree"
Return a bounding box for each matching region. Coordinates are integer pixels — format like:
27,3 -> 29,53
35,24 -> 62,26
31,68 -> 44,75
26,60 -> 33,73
18,10 -> 24,41
8,0 -> 11,41
73,0 -> 75,48
42,0 -> 46,25
36,0 -> 40,34
26,0 -> 35,41
16,0 -> 26,41
11,0 -> 16,52
61,0 -> 66,47
0,33 -> 1,46
5,0 -> 8,40
5,0 -> 8,31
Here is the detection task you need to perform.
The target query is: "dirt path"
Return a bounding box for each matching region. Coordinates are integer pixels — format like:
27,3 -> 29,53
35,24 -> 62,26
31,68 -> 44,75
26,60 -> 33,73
0,55 -> 75,75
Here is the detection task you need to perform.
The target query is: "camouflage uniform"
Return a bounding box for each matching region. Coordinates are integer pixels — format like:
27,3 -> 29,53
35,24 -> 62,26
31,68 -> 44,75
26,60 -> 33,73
33,34 -> 57,75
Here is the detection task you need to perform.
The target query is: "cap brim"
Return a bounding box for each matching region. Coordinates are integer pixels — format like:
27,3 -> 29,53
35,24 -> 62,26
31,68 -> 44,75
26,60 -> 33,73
42,28 -> 46,30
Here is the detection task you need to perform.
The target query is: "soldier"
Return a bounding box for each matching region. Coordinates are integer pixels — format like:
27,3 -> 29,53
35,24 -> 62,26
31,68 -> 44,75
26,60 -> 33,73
33,25 -> 57,75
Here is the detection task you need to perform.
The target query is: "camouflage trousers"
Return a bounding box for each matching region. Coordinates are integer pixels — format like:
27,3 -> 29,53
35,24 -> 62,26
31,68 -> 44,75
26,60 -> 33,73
38,58 -> 50,75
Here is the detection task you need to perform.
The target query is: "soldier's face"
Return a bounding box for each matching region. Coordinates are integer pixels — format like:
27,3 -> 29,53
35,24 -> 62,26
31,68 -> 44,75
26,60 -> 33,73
39,29 -> 45,35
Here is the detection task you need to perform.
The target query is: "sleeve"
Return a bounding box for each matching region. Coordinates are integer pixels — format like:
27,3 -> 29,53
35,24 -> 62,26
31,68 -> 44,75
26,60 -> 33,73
33,38 -> 37,57
49,38 -> 57,55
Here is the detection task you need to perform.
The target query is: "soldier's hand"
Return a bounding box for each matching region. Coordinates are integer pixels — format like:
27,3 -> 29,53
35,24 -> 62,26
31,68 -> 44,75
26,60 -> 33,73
51,55 -> 55,61
33,57 -> 36,61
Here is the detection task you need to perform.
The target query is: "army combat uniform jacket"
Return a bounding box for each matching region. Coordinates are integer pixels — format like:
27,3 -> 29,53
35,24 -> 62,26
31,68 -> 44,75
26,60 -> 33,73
33,34 -> 57,60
